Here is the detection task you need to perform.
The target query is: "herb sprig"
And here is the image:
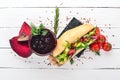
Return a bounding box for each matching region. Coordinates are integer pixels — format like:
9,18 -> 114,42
31,23 -> 48,36
54,7 -> 59,36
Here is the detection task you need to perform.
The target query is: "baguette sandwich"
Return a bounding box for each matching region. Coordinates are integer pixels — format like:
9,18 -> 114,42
49,24 -> 98,66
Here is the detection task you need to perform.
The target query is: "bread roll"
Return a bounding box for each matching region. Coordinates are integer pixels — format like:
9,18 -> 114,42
53,24 -> 94,57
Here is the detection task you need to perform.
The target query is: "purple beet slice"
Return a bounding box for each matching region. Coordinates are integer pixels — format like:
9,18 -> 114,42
18,22 -> 32,41
30,29 -> 57,56
9,36 -> 32,58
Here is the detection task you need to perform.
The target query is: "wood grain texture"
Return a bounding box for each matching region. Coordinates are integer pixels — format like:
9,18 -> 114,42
0,0 -> 120,7
0,49 -> 120,69
0,69 -> 120,80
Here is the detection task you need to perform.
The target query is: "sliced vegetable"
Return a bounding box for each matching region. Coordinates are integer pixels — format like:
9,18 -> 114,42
97,35 -> 106,44
102,42 -> 112,51
68,48 -> 76,56
90,43 -> 100,55
94,27 -> 100,37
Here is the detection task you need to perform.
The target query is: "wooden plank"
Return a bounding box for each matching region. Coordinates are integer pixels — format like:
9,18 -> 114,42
0,8 -> 120,28
0,0 -> 120,7
0,27 -> 119,48
0,49 -> 120,68
0,69 -> 120,80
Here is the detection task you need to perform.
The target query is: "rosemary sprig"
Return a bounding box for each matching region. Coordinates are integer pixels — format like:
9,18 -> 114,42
54,7 -> 59,36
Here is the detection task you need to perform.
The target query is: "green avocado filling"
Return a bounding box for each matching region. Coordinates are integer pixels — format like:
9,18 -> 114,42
56,27 -> 97,64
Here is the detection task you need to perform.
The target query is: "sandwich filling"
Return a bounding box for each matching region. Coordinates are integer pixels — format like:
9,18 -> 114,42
56,27 -> 98,64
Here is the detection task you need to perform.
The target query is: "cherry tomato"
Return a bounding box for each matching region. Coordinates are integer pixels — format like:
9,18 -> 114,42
102,42 -> 112,51
96,35 -> 106,44
94,27 -> 100,37
68,49 -> 76,56
90,43 -> 100,55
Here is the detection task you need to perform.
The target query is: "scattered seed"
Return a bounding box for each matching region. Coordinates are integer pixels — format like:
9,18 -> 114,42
112,35 -> 115,37
108,27 -> 111,29
26,18 -> 29,20
51,11 -> 54,13
109,24 -> 111,26
105,24 -> 107,26
88,57 -> 93,60
76,64 -> 78,66
37,62 -> 40,64
66,16 -> 71,21
76,12 -> 79,14
60,3 -> 63,5
91,9 -> 94,11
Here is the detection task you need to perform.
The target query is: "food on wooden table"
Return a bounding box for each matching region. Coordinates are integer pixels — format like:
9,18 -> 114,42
102,42 -> 112,51
90,31 -> 112,53
18,22 -> 32,41
30,23 -> 57,56
9,6 -> 112,66
9,22 -> 57,57
90,43 -> 100,55
49,24 -> 100,65
58,18 -> 85,58
9,22 -> 32,58
9,37 -> 32,58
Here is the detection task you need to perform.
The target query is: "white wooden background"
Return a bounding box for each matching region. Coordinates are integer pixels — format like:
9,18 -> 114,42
0,0 -> 120,80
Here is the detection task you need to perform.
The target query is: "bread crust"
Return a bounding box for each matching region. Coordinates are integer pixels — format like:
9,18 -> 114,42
52,24 -> 94,57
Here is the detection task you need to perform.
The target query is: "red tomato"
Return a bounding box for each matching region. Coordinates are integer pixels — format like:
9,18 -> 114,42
94,27 -> 100,37
90,43 -> 100,55
68,49 -> 76,56
96,35 -> 106,44
102,42 -> 112,51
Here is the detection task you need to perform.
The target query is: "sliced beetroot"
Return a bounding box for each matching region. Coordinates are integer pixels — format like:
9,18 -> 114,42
18,22 -> 32,41
10,36 -> 32,58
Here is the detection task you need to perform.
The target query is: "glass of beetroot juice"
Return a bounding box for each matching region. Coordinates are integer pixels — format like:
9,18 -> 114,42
29,24 -> 57,56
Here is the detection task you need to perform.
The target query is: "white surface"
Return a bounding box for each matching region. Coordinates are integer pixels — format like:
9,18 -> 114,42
0,0 -> 120,80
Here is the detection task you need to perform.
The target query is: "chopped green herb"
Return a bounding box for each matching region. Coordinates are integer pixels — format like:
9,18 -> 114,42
31,23 -> 39,35
70,58 -> 74,64
41,30 -> 48,36
95,51 -> 100,56
54,7 -> 59,36
76,45 -> 83,50
39,24 -> 44,30
31,23 -> 46,36
83,42 -> 89,49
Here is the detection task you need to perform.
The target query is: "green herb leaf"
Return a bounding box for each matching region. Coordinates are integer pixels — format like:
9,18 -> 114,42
84,43 -> 89,49
54,7 -> 59,36
31,23 -> 46,36
76,45 -> 83,50
41,30 -> 48,36
70,58 -> 74,65
39,24 -> 44,30
31,23 -> 36,28
31,23 -> 39,35
95,51 -> 100,56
